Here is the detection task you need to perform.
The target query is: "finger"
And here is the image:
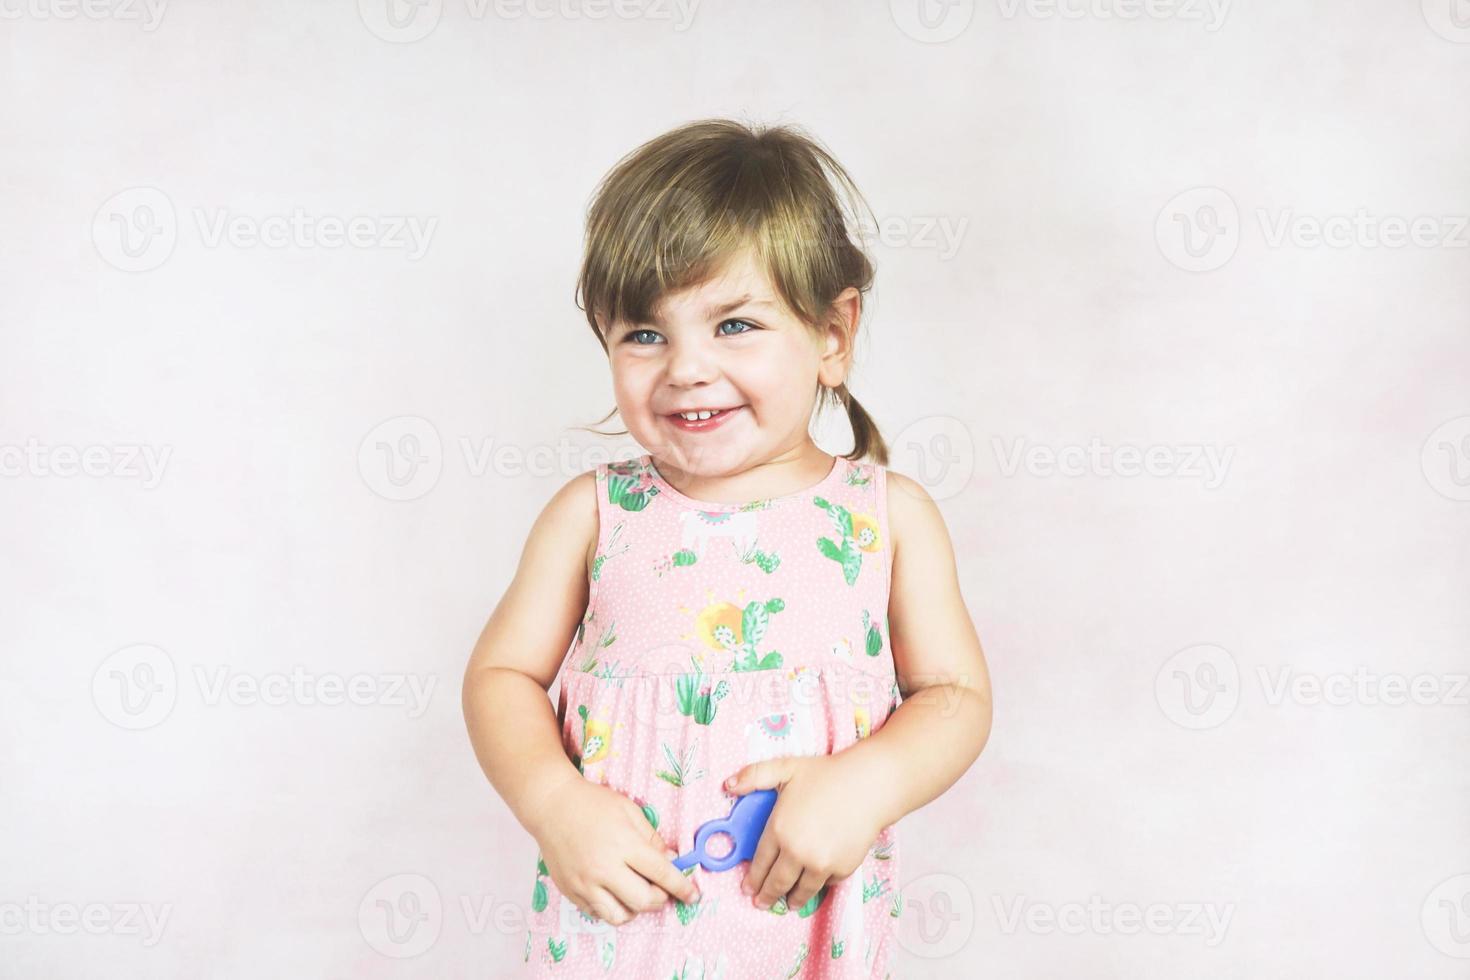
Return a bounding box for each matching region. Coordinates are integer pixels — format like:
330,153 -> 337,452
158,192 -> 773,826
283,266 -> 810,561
743,832 -> 780,897
581,885 -> 635,927
602,864 -> 674,919
626,841 -> 701,906
754,851 -> 802,910
724,757 -> 790,795
784,866 -> 828,913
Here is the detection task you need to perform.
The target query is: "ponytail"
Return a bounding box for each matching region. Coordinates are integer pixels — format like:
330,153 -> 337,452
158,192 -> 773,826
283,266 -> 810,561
827,382 -> 888,466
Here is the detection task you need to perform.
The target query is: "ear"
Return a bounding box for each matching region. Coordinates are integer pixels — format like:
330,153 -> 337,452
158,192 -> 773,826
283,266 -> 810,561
816,287 -> 860,389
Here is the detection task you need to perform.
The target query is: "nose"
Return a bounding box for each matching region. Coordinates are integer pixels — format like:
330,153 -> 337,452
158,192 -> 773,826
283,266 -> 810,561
664,336 -> 719,387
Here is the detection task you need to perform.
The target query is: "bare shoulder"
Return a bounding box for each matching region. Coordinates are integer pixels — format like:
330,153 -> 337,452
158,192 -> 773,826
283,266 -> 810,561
463,467 -> 600,689
519,466 -> 600,577
539,467 -> 600,577
882,466 -> 989,698
884,468 -> 951,563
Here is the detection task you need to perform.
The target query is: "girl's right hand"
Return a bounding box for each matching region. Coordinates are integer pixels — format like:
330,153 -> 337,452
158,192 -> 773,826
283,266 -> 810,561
533,774 -> 701,925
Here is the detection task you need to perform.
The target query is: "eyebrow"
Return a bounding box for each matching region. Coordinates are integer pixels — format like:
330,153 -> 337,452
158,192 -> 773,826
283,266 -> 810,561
646,294 -> 776,328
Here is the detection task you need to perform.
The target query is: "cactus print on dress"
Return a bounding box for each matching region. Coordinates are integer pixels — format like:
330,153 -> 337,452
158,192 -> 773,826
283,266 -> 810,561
523,452 -> 902,979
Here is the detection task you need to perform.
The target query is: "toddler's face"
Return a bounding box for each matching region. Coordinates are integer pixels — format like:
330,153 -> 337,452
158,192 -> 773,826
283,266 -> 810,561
601,247 -> 842,477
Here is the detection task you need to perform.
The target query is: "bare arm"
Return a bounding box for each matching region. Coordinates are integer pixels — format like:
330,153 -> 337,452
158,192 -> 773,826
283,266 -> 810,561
461,469 -> 597,839
835,470 -> 994,829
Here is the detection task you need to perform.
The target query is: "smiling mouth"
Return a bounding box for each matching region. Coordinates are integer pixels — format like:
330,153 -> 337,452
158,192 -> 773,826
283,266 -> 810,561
667,407 -> 737,420
665,406 -> 744,431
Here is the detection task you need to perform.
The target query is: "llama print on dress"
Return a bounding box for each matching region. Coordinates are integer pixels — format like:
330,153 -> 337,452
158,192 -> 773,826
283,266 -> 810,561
743,667 -> 823,763
678,509 -> 759,560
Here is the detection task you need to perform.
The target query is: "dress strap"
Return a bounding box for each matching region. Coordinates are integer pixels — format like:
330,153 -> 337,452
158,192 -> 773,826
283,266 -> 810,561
870,459 -> 890,594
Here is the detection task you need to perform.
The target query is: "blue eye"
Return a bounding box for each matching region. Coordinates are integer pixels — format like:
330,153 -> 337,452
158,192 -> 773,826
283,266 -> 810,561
624,320 -> 756,345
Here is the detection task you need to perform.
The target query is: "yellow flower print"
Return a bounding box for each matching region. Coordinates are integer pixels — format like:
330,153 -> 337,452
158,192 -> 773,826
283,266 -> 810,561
854,705 -> 871,740
582,717 -> 612,764
693,600 -> 744,651
574,703 -> 618,771
850,512 -> 881,552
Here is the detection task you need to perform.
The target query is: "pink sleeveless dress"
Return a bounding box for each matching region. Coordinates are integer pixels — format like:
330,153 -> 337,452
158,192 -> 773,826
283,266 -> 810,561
522,451 -> 902,979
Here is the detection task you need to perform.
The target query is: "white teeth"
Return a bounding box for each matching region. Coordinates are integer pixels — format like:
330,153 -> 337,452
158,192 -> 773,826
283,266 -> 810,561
678,410 -> 719,421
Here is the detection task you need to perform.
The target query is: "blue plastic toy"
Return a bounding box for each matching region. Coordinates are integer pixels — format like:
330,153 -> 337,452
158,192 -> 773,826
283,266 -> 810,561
671,789 -> 777,872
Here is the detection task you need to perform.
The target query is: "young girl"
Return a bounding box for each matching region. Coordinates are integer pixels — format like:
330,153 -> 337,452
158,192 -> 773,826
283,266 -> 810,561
463,118 -> 992,979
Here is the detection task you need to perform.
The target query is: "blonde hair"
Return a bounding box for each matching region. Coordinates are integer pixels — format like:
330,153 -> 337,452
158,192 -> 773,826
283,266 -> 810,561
574,117 -> 888,466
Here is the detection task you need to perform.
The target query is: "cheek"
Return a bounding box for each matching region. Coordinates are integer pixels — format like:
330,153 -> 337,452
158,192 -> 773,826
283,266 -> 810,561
745,358 -> 815,407
609,362 -> 654,404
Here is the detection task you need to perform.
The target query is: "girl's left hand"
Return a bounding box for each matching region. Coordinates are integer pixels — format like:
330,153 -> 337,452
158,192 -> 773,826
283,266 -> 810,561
722,753 -> 886,912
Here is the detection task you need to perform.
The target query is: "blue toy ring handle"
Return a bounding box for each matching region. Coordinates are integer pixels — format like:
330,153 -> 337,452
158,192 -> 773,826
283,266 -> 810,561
690,816 -> 744,872
674,788 -> 778,873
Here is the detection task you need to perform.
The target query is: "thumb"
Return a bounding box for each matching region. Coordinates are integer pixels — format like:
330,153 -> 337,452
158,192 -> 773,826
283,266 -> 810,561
724,758 -> 792,794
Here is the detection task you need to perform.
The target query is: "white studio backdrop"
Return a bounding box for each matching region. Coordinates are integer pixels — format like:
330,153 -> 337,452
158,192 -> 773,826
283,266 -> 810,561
2,1 -> 1469,978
